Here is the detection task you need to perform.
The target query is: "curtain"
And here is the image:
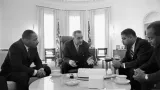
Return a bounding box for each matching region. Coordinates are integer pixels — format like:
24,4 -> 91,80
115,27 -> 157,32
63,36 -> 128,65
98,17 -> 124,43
37,6 -> 45,60
64,11 -> 69,36
105,7 -> 111,56
36,7 -> 111,58
80,11 -> 88,41
88,10 -> 95,47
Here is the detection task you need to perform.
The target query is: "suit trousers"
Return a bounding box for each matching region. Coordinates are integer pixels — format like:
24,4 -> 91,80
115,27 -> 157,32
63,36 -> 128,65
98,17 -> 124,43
3,64 -> 51,90
119,67 -> 141,90
0,76 -> 8,90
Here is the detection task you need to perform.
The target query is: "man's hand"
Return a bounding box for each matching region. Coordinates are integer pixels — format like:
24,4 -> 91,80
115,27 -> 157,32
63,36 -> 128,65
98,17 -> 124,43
87,56 -> 94,65
133,68 -> 146,82
37,68 -> 46,78
112,60 -> 122,68
134,68 -> 145,76
69,60 -> 77,67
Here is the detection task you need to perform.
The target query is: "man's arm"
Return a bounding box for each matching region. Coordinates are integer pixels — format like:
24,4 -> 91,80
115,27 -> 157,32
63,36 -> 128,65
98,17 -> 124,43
9,45 -> 34,75
140,52 -> 156,71
33,48 -> 43,69
125,42 -> 153,68
147,70 -> 160,83
121,47 -> 130,63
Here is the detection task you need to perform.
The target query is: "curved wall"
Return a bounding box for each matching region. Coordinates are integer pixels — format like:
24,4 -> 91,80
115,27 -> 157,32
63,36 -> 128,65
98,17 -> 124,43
1,0 -> 160,49
37,0 -> 111,10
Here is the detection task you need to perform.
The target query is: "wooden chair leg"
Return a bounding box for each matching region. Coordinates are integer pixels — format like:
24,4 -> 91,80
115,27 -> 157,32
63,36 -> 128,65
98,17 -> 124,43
102,60 -> 104,68
45,58 -> 47,63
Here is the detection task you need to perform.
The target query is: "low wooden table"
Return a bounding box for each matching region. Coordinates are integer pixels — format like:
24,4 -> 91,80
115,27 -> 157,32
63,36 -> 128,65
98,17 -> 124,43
29,75 -> 131,90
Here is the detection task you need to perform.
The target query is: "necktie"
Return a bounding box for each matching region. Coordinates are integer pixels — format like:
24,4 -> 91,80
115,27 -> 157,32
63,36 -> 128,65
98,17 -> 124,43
75,45 -> 79,52
130,49 -> 134,58
27,48 -> 30,58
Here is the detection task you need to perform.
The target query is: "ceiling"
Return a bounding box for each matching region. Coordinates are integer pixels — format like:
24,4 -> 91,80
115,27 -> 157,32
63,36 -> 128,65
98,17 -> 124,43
45,0 -> 105,2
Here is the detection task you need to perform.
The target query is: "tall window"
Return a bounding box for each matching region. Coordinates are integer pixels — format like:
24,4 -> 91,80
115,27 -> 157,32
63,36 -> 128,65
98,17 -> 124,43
94,13 -> 105,48
69,15 -> 80,36
44,11 -> 54,48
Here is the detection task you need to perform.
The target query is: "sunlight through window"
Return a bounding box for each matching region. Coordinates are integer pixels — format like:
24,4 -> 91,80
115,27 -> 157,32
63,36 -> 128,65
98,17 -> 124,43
44,12 -> 54,48
94,14 -> 105,48
69,15 -> 80,36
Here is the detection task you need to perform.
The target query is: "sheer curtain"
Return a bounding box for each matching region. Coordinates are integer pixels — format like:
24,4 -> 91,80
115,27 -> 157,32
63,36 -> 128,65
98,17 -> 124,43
105,7 -> 111,56
37,6 -> 45,60
37,6 -> 57,60
88,8 -> 111,56
68,11 -> 81,36
80,11 -> 88,41
88,10 -> 95,47
36,7 -> 111,59
94,10 -> 105,48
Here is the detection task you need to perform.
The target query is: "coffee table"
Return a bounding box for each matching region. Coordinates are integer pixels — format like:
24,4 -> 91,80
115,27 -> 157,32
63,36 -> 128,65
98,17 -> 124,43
29,75 -> 131,90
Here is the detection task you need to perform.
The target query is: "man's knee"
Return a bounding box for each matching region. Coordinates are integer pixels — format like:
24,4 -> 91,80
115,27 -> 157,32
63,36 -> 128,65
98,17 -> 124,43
0,76 -> 8,90
43,65 -> 51,76
19,72 -> 30,81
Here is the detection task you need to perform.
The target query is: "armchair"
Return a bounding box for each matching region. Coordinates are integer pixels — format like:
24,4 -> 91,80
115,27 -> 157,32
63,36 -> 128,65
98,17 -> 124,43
59,36 -> 73,59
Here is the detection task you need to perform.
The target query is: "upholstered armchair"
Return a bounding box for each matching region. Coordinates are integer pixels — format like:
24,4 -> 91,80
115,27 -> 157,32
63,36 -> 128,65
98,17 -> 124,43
57,36 -> 73,66
59,36 -> 73,59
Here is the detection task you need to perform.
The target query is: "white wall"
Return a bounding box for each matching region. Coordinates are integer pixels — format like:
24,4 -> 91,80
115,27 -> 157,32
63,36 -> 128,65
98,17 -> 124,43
1,0 -> 37,48
0,0 -> 3,48
111,0 -> 160,49
0,0 -> 160,49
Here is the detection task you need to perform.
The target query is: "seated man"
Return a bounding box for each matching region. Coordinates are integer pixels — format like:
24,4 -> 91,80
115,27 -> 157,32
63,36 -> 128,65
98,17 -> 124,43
134,21 -> 160,90
112,28 -> 153,90
61,30 -> 94,74
0,30 -> 51,90
0,76 -> 8,90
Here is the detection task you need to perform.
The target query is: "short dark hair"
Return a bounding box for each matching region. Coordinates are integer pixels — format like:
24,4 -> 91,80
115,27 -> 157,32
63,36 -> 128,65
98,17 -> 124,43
147,21 -> 160,36
22,29 -> 35,39
73,30 -> 82,37
121,28 -> 136,37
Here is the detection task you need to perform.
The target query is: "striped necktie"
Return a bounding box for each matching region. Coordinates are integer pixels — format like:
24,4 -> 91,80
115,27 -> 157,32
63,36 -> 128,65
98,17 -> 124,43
130,49 -> 134,58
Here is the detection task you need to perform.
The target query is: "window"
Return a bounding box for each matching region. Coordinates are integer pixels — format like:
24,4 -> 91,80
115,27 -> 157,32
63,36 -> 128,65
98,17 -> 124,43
44,12 -> 54,48
94,13 -> 105,48
69,15 -> 80,36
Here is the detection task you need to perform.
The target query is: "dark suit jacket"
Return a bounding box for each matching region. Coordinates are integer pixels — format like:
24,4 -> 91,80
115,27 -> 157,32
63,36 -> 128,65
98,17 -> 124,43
1,39 -> 43,76
121,37 -> 153,69
63,40 -> 91,67
140,45 -> 160,83
0,76 -> 8,90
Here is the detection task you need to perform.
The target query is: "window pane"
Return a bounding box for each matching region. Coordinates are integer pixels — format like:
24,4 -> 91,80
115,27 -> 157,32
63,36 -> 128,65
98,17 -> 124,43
94,14 -> 105,48
44,13 -> 54,48
69,16 -> 80,36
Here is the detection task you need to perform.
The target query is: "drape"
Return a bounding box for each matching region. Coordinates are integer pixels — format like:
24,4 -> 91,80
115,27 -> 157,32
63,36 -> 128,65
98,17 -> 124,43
37,6 -> 45,60
80,11 -> 88,41
36,7 -> 111,58
105,7 -> 111,56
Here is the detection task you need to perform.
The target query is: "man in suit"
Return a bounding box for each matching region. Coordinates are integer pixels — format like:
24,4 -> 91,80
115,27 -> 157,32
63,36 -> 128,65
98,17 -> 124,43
0,76 -> 8,90
112,28 -> 153,90
61,30 -> 94,74
134,21 -> 160,90
0,30 -> 51,90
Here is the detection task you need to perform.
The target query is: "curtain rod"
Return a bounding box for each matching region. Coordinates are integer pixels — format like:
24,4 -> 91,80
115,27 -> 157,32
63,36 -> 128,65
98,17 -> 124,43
36,5 -> 110,11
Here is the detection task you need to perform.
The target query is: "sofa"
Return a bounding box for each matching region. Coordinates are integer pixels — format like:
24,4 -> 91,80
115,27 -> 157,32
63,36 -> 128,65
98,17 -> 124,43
0,50 -> 38,90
